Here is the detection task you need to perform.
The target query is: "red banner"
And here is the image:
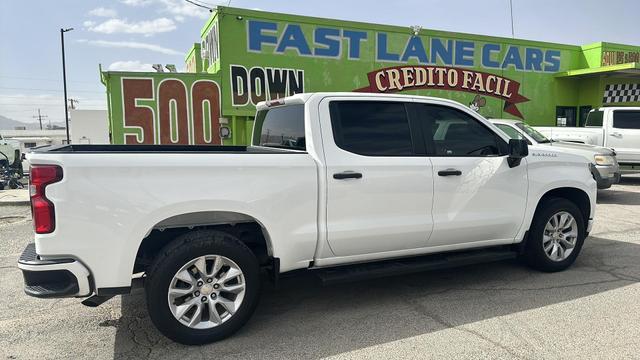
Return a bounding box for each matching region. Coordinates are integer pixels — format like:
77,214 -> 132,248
354,65 -> 529,118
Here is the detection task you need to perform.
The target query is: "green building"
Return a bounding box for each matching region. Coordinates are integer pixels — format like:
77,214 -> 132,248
101,6 -> 640,145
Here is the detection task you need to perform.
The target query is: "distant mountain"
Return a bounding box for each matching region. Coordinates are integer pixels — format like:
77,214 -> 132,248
0,115 -> 65,130
0,115 -> 35,130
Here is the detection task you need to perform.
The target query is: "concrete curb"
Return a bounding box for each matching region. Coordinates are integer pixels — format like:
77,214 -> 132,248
0,200 -> 30,206
0,190 -> 29,206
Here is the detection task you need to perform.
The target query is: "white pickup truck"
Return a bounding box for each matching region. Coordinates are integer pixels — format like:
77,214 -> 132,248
536,107 -> 640,167
19,93 -> 596,345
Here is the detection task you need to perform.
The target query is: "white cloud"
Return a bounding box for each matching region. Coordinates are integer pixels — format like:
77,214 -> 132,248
174,15 -> 185,22
108,61 -> 156,72
83,20 -> 96,27
88,7 -> 117,17
85,17 -> 176,36
118,0 -> 213,19
159,0 -> 211,19
119,0 -> 152,6
77,39 -> 183,55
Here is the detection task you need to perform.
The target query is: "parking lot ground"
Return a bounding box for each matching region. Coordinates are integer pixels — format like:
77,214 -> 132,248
1,176 -> 640,359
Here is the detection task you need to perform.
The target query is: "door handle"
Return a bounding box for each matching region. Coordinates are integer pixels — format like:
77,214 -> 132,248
610,132 -> 622,138
438,169 -> 462,176
333,171 -> 363,180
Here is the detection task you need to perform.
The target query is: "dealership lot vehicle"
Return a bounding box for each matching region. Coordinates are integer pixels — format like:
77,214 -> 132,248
0,133 -> 20,168
18,93 -> 596,345
536,107 -> 640,167
491,118 -> 620,189
0,133 -> 23,190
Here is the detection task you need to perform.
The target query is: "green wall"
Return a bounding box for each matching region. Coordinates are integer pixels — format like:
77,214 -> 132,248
102,6 -> 640,145
212,6 -> 586,125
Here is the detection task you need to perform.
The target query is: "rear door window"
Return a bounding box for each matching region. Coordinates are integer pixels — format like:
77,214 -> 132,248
329,101 -> 414,156
253,104 -> 305,150
613,110 -> 640,129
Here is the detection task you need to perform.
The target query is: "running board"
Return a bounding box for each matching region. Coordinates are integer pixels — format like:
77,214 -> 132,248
315,248 -> 517,286
81,295 -> 114,307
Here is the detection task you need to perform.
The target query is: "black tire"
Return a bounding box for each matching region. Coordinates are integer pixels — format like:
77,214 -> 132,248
11,154 -> 24,178
11,150 -> 20,167
523,197 -> 586,272
145,229 -> 261,345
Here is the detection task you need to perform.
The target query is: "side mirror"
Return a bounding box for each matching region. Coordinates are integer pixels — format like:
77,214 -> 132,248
507,138 -> 528,168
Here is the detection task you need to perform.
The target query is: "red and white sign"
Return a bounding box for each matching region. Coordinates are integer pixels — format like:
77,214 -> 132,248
355,65 -> 530,118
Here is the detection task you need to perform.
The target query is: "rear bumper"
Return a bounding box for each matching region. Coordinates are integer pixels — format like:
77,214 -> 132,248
18,243 -> 92,298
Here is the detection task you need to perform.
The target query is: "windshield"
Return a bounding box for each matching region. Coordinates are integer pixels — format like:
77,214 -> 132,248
585,110 -> 604,127
515,122 -> 551,143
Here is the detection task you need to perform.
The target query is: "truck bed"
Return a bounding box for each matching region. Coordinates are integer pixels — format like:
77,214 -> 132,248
30,144 -> 303,154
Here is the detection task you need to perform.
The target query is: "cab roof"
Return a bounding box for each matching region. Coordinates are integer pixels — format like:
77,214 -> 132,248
255,92 -> 470,111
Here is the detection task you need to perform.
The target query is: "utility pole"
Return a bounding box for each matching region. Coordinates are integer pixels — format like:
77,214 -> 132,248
32,109 -> 48,130
68,98 -> 79,110
60,27 -> 74,143
509,0 -> 515,38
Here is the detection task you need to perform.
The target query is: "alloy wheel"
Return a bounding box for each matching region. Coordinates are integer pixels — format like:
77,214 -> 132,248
167,255 -> 246,329
542,211 -> 578,262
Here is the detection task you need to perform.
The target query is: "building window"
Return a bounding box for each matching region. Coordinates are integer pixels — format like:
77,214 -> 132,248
579,106 -> 592,127
556,106 -> 577,127
24,142 -> 37,148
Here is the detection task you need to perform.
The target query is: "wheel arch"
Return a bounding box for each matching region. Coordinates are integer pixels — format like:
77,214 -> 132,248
534,187 -> 592,228
133,210 -> 275,276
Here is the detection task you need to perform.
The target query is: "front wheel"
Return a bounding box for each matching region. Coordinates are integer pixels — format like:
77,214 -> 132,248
523,198 -> 586,272
145,229 -> 261,345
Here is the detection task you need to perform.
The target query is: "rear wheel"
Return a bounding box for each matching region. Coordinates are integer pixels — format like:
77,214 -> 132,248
145,229 -> 261,345
523,198 -> 586,272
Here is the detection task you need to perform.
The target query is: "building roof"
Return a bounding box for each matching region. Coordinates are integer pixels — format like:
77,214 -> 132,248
554,62 -> 640,78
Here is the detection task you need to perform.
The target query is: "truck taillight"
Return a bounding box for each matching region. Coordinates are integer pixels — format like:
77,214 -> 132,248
29,165 -> 63,234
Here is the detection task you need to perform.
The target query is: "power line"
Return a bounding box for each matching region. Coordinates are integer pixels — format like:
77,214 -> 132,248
1,103 -> 67,106
1,101 -> 106,105
0,86 -> 104,94
193,0 -> 217,7
184,0 -> 213,10
0,95 -> 61,99
0,74 -> 96,84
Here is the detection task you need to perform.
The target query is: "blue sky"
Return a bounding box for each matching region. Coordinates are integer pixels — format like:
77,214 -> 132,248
1,0 -> 639,125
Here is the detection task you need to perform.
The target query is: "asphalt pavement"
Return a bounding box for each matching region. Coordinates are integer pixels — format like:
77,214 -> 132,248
1,176 -> 640,359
